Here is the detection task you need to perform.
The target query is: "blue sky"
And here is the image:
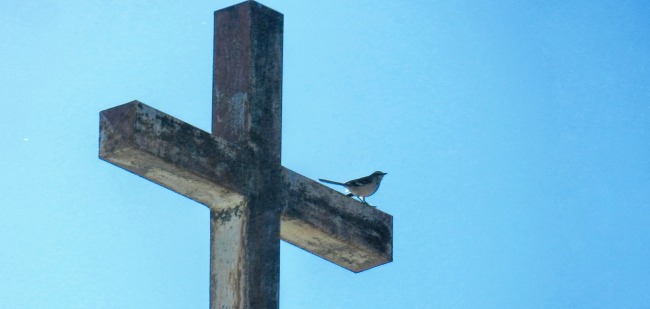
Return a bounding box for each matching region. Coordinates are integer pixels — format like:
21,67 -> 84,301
1,0 -> 649,308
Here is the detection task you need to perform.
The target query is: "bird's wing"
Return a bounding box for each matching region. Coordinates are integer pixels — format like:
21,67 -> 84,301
345,175 -> 373,187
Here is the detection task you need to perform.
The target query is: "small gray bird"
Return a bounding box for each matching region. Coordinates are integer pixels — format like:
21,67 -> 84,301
319,171 -> 387,204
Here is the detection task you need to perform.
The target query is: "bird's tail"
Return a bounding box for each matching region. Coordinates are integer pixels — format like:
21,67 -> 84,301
318,178 -> 346,186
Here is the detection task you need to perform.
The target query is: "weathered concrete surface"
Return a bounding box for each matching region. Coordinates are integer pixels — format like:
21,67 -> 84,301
213,1 -> 283,165
99,1 -> 392,308
99,101 -> 244,210
281,168 -> 393,273
98,100 -> 393,272
210,204 -> 247,308
211,2 -> 284,308
100,100 -> 280,308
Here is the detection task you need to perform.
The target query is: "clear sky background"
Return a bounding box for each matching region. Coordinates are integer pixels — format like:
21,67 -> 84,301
1,0 -> 649,308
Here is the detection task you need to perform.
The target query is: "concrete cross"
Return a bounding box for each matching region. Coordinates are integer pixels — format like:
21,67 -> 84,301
98,1 -> 392,308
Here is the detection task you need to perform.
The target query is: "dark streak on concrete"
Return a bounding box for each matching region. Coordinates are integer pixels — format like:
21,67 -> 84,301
213,204 -> 244,225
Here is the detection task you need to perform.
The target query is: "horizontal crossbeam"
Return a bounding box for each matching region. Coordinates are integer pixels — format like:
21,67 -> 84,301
99,101 -> 392,272
281,168 -> 393,272
99,101 -> 244,209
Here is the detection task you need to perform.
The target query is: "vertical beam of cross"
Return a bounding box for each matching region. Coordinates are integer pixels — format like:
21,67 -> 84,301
209,3 -> 283,308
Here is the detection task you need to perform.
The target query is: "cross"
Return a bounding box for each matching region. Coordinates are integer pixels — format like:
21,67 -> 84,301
98,1 -> 392,308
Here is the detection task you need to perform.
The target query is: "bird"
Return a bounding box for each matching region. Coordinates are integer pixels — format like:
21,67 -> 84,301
319,171 -> 387,204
